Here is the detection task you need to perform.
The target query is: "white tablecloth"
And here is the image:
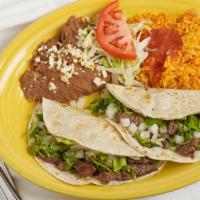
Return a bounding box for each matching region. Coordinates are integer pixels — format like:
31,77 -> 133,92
1,9 -> 200,200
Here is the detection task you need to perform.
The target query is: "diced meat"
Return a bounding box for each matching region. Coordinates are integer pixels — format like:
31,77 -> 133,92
73,162 -> 96,178
130,115 -> 144,126
37,153 -> 64,165
95,171 -> 119,184
95,170 -> 131,184
115,113 -> 144,126
162,139 -> 170,149
143,28 -> 182,86
57,161 -> 65,170
127,157 -> 154,165
118,172 -> 131,181
132,164 -> 158,177
176,138 -> 199,156
168,121 -> 178,136
59,16 -> 87,46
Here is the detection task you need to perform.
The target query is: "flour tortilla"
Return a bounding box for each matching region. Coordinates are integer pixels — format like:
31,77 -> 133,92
42,98 -> 142,157
28,98 -> 165,185
106,84 -> 200,163
106,119 -> 200,163
106,83 -> 200,120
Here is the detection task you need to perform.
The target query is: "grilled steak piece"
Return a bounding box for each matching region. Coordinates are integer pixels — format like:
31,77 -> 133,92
73,162 -> 96,178
176,138 -> 199,156
168,120 -> 178,136
37,153 -> 64,165
57,161 -> 65,170
127,157 -> 154,165
96,171 -> 119,184
162,139 -> 170,149
130,115 -> 144,126
115,113 -> 144,126
118,172 -> 131,181
132,164 -> 158,177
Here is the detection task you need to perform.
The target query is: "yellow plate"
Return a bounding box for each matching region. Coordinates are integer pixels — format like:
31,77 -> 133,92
0,0 -> 200,199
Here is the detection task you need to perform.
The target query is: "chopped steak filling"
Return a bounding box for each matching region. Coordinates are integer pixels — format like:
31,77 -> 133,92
37,153 -> 158,184
95,171 -> 131,184
30,113 -> 159,185
176,138 -> 199,156
168,121 -> 179,136
20,16 -> 111,103
73,162 -> 96,178
116,112 -> 200,156
88,91 -> 200,157
132,164 -> 158,177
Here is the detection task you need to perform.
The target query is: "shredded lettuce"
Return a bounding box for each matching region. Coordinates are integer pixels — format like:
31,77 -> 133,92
113,158 -> 127,173
129,20 -> 151,36
63,152 -> 77,170
28,115 -> 72,157
28,119 -> 39,136
55,137 -> 74,145
124,165 -> 136,179
91,157 -> 112,172
76,19 -> 152,86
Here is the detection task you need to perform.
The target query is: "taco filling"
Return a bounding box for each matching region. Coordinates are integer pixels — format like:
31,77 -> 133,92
28,107 -> 162,185
89,90 -> 200,157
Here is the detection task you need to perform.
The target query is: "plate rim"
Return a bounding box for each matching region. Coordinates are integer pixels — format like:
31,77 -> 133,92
1,0 -> 200,199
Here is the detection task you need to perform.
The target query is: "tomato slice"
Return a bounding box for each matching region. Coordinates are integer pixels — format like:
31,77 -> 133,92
96,0 -> 136,60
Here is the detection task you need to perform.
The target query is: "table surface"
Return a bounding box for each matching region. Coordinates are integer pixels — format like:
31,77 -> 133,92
0,24 -> 200,200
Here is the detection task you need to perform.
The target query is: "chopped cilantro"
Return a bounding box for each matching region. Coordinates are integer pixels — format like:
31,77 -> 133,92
88,91 -> 133,115
133,132 -> 160,148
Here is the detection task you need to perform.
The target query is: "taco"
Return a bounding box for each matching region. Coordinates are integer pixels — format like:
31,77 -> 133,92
88,83 -> 200,163
27,98 -> 165,185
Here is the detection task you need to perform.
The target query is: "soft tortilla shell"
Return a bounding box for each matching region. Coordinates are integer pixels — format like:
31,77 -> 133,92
106,119 -> 200,163
29,105 -> 131,185
28,100 -> 164,185
106,84 -> 200,120
42,98 -> 142,157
